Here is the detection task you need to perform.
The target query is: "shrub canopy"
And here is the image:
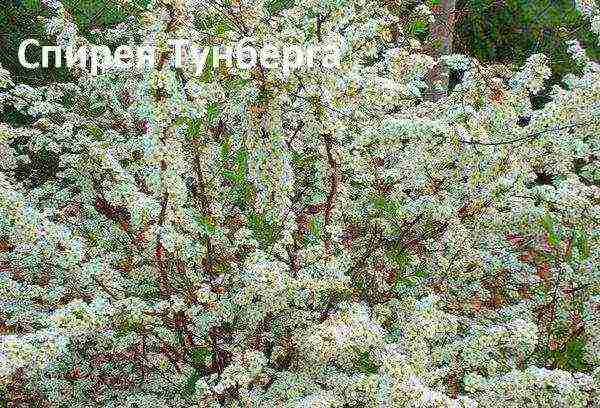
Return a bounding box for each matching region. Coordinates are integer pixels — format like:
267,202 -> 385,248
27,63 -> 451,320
0,0 -> 599,406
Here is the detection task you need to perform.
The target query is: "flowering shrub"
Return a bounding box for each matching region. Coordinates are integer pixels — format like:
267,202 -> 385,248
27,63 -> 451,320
0,0 -> 599,406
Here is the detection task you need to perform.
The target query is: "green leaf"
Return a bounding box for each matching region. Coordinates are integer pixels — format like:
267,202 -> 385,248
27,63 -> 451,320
541,215 -> 559,247
371,196 -> 399,217
200,48 -> 214,82
206,101 -> 221,122
172,116 -> 190,128
408,20 -> 428,36
214,19 -> 233,35
574,230 -> 590,260
85,125 -> 104,140
23,0 -> 41,10
183,369 -> 201,396
386,245 -> 411,272
196,215 -> 216,236
226,77 -> 251,91
190,346 -> 214,366
114,319 -> 141,338
229,181 -> 254,210
248,212 -> 281,247
355,351 -> 379,374
308,215 -> 322,239
267,0 -> 295,14
551,336 -> 588,372
220,138 -> 230,163
305,215 -> 325,245
235,151 -> 248,173
223,169 -> 240,183
186,118 -> 204,139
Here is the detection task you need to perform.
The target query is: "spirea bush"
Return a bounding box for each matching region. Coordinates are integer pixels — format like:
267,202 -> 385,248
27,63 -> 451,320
0,0 -> 599,406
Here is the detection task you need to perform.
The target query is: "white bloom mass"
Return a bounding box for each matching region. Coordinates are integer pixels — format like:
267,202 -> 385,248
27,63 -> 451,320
0,0 -> 599,406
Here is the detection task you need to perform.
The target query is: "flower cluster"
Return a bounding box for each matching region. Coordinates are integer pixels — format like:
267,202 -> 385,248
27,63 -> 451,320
0,0 -> 599,406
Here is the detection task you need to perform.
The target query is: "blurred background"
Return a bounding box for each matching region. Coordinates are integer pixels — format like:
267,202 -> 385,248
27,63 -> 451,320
1,0 -> 598,92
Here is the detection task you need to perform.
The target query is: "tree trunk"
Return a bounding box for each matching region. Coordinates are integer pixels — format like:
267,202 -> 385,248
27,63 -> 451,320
424,0 -> 457,101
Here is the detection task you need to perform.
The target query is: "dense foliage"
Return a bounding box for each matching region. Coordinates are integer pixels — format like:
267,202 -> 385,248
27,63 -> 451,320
0,0 -> 599,406
455,0 -> 600,80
